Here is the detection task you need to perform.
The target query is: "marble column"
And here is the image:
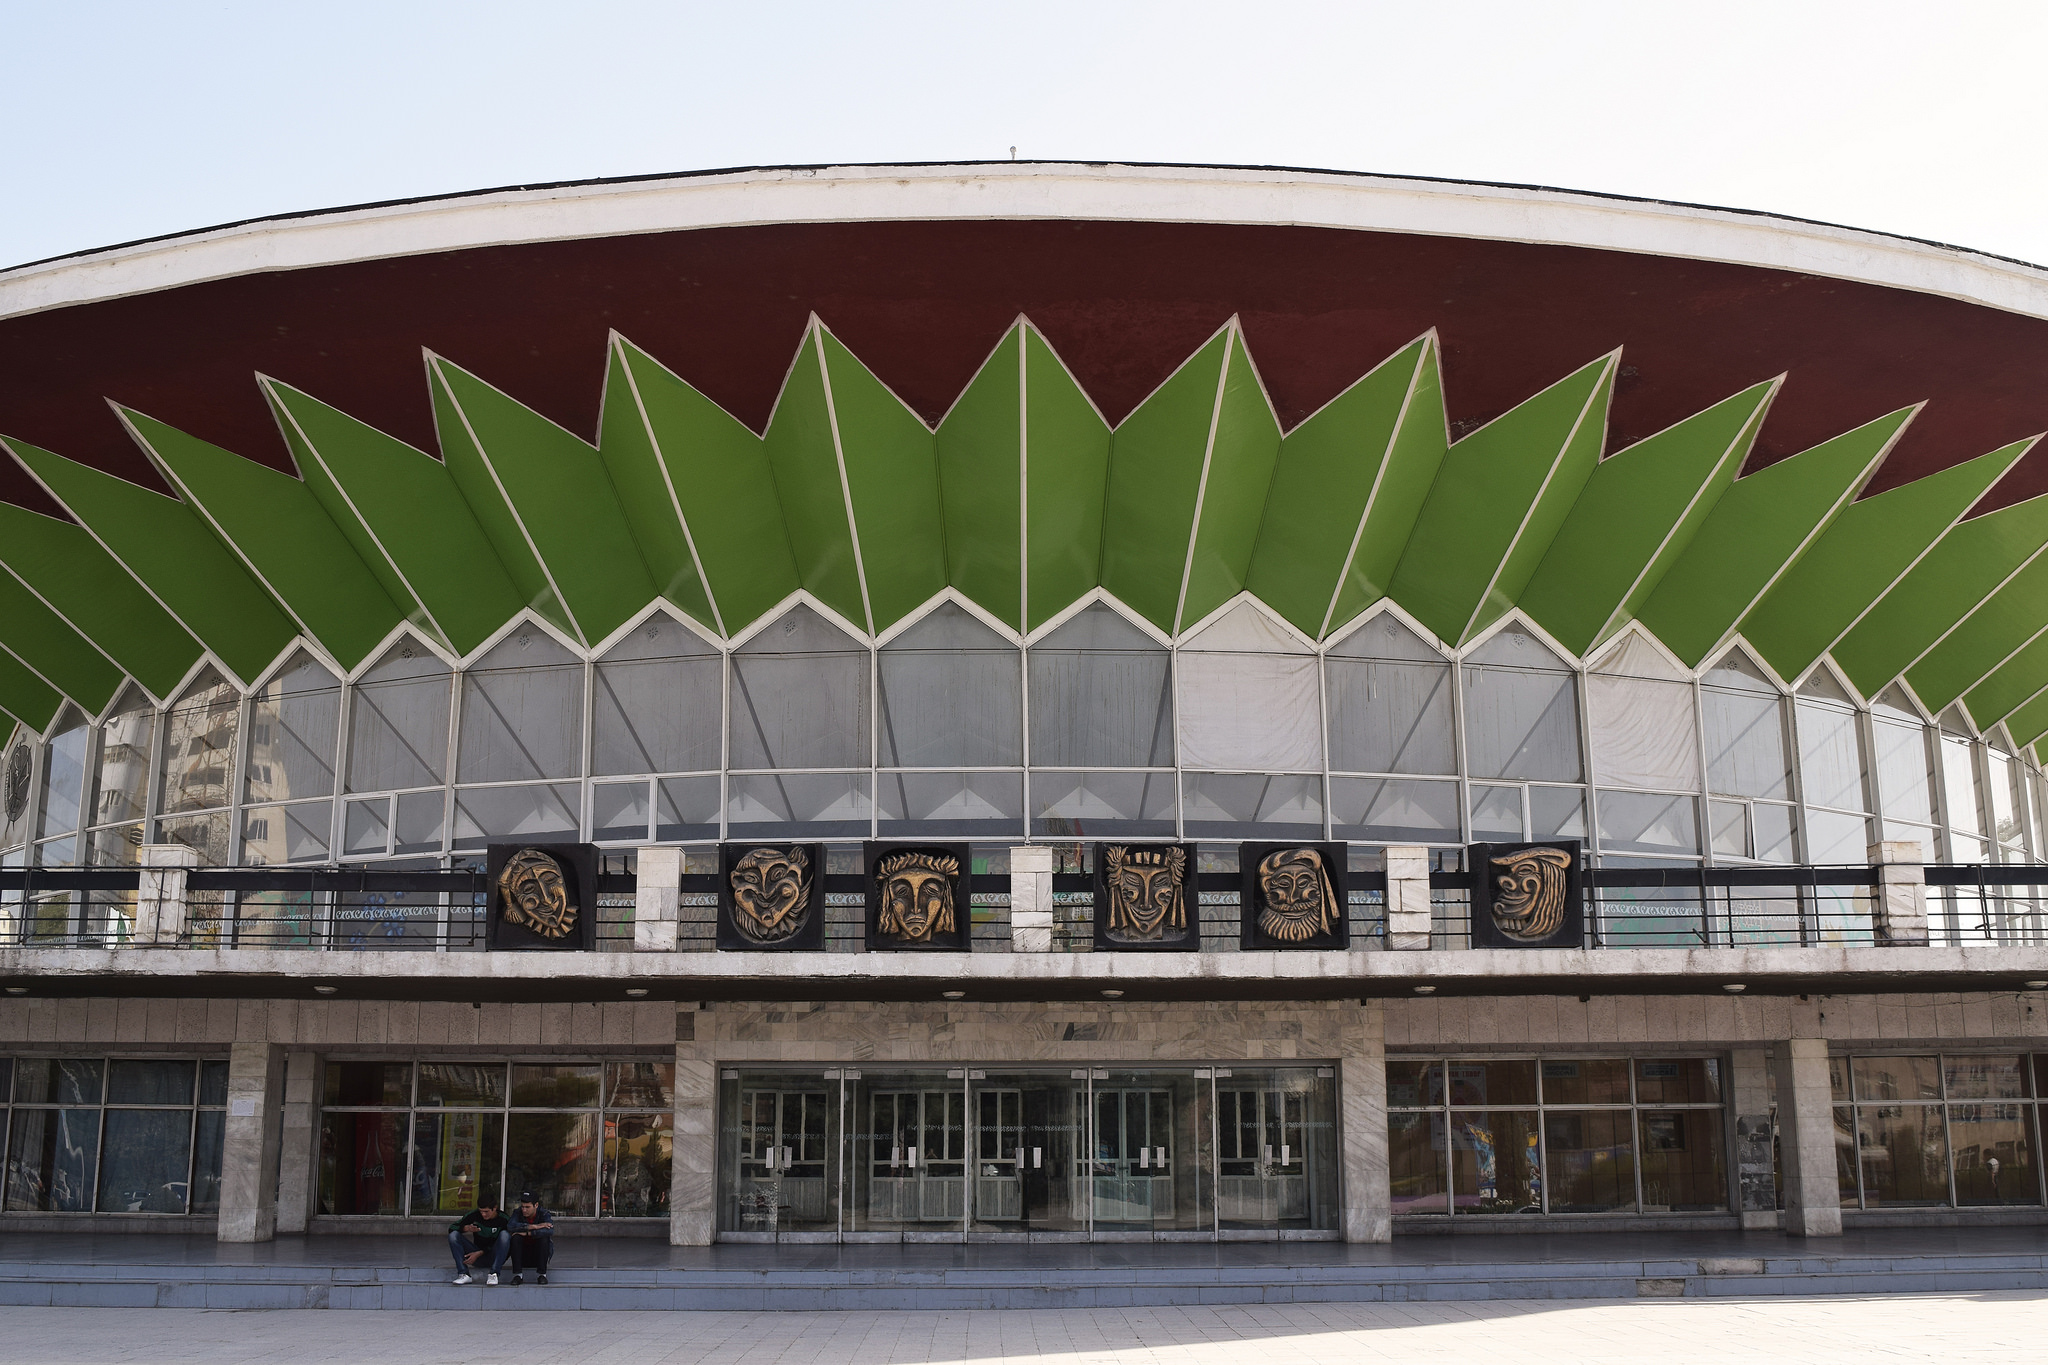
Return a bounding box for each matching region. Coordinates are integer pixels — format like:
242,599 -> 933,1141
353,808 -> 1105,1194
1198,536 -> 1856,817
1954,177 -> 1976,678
273,1051 -> 319,1234
217,1040 -> 285,1242
1340,1002 -> 1391,1243
671,1015 -> 716,1245
1772,1037 -> 1843,1236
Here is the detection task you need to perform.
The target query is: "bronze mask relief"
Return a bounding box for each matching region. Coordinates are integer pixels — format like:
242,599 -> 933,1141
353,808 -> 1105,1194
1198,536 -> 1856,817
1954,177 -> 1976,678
1255,847 -> 1337,943
875,850 -> 958,944
497,847 -> 577,939
1100,844 -> 1190,946
1488,846 -> 1573,942
486,842 -> 596,950
730,845 -> 815,945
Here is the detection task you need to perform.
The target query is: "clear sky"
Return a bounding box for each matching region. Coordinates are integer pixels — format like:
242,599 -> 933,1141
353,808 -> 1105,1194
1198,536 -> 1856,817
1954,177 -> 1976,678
6,0 -> 2047,270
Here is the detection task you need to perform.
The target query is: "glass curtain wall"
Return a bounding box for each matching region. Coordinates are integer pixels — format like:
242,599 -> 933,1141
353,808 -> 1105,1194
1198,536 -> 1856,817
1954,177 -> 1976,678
315,1059 -> 673,1218
1325,614 -> 1459,843
1834,1053 -> 2043,1208
1,1056 -> 227,1215
343,639 -> 451,861
727,605 -> 872,838
591,611 -> 721,843
877,601 -> 1023,837
1029,602 -> 1175,838
1387,1055 -> 1727,1216
453,630 -> 584,850
1462,625 -> 1588,845
1175,603 -> 1324,839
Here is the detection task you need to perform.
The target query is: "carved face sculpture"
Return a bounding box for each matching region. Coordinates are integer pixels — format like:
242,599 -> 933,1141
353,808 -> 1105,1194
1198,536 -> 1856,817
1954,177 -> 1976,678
499,848 -> 576,939
731,845 -> 813,943
1257,848 -> 1337,943
1490,847 -> 1573,942
1104,845 -> 1187,942
876,851 -> 958,944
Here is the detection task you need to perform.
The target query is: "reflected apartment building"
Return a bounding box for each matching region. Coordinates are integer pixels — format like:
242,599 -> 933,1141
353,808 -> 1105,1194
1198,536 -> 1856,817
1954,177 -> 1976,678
1,163 -> 2048,1245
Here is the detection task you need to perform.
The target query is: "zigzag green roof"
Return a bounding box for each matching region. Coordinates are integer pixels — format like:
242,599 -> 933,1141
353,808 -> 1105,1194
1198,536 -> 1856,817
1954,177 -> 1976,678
0,318 -> 2043,744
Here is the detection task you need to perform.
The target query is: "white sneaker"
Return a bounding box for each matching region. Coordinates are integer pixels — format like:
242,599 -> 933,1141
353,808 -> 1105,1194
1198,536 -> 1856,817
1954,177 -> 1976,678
486,1273 -> 499,1286
453,1274 -> 473,1285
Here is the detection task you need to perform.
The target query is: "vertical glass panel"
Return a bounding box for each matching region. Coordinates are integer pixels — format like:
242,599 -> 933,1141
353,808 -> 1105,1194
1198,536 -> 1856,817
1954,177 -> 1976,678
1595,791 -> 1699,855
1854,1056 -> 1941,1102
1949,1104 -> 2038,1206
1857,1105 -> 1948,1207
1540,1059 -> 1631,1106
344,798 -> 390,857
603,1113 -> 672,1217
394,792 -> 445,855
1215,1068 -> 1338,1231
409,1111 -> 506,1214
1587,636 -> 1699,791
1544,1109 -> 1636,1212
244,652 -> 341,805
1179,772 -> 1323,839
1989,747 -> 2024,852
1470,785 -> 1524,841
1941,731 -> 1985,837
418,1063 -> 506,1108
655,777 -> 720,842
1945,1056 -> 2026,1100
317,1112 -> 405,1215
1029,771 -> 1175,838
1709,800 -> 1747,857
605,1063 -> 675,1110
1804,808 -> 1871,865
1638,1110 -> 1726,1211
1386,1060 -> 1446,1108
1028,604 -> 1173,768
1463,628 -> 1582,781
719,1073 -> 839,1234
190,1109 -> 224,1215
1389,1110 -> 1448,1213
726,773 -> 872,839
1448,1110 -> 1541,1214
451,783 -> 580,847
729,605 -> 870,771
1325,614 -> 1455,775
158,812 -> 232,867
505,1111 -> 597,1216
1635,1059 -> 1722,1106
1796,688 -> 1867,814
159,668 -> 240,815
91,688 -> 156,830
457,630 -> 584,782
509,1064 -> 600,1108
1870,691 -> 1934,827
878,602 -> 1021,767
969,1071 -> 1086,1233
1753,802 -> 1798,863
1089,1069 -> 1211,1234
1448,1060 -> 1538,1107
96,1110 -> 193,1213
1530,787 -> 1588,841
1177,604 -> 1322,773
848,1072 -> 968,1233
592,612 -> 721,776
4,1109 -> 100,1211
107,1059 -> 194,1106
14,1058 -> 103,1105
240,802 -> 331,865
35,719 -> 88,838
199,1061 -> 229,1107
1329,777 -> 1461,843
592,781 -> 650,843
876,771 -> 1024,837
1702,651 -> 1791,799
1834,1105 -> 1860,1204
324,1061 -> 411,1107
347,642 -> 451,793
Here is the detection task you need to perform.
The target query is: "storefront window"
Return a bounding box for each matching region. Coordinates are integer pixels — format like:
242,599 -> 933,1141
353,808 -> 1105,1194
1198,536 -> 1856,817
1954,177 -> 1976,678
0,1056 -> 227,1215
1835,1052 -> 2041,1208
1389,1054 -> 1726,1216
315,1057 -> 673,1218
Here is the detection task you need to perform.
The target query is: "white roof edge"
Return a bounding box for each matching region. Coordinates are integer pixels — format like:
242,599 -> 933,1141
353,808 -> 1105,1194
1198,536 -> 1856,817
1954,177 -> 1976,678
7,161 -> 2048,324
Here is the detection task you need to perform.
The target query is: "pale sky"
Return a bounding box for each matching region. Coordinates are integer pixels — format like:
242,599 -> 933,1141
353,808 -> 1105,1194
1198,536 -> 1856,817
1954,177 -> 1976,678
6,0 -> 2048,270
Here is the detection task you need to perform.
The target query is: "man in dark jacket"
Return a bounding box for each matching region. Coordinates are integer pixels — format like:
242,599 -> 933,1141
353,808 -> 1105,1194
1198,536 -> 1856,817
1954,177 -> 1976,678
448,1201 -> 510,1285
508,1191 -> 556,1285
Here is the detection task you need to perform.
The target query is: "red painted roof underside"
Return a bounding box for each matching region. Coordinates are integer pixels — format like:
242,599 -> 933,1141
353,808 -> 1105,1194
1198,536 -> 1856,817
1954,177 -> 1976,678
3,218 -> 2047,518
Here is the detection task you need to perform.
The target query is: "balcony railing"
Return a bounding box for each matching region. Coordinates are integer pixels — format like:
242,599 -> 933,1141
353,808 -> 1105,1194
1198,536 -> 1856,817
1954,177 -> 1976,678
0,863 -> 2043,951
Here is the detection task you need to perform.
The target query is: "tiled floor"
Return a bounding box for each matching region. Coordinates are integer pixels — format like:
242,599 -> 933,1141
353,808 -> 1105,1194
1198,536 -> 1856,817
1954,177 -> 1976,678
0,1294 -> 2043,1363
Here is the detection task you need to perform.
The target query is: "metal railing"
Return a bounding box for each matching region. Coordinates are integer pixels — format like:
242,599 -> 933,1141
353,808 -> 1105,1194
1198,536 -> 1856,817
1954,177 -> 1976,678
1,862 -> 2044,952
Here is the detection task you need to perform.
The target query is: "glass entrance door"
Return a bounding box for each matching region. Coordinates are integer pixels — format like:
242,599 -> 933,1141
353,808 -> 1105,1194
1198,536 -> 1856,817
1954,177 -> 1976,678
726,1082 -> 834,1234
969,1071 -> 1083,1234
1088,1069 -> 1211,1233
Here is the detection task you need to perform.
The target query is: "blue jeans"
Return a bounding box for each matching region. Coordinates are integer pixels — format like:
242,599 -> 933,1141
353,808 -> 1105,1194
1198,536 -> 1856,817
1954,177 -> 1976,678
449,1230 -> 509,1275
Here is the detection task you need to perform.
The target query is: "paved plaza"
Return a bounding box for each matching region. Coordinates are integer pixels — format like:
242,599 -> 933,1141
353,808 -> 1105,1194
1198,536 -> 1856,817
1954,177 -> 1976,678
0,1295 -> 2043,1364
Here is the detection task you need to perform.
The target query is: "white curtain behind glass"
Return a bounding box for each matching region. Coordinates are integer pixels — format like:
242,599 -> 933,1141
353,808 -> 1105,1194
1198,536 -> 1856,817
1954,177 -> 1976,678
593,613 -> 721,776
1587,634 -> 1699,791
728,604 -> 870,770
1462,625 -> 1582,781
1176,602 -> 1322,772
1325,614 -> 1454,775
1701,651 -> 1790,799
458,630 -> 584,783
347,641 -> 451,793
1795,673 -> 1868,813
245,652 -> 341,804
1029,603 -> 1173,768
879,601 -> 1021,767
1869,688 -> 1934,827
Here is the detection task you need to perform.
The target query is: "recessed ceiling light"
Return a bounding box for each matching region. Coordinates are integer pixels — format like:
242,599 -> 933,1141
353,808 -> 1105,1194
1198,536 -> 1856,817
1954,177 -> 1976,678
1723,984 -> 1746,993
625,988 -> 649,998
1413,985 -> 1436,995
3,986 -> 25,996
312,985 -> 337,995
1101,989 -> 1124,999
2025,981 -> 2048,991
942,990 -> 965,1000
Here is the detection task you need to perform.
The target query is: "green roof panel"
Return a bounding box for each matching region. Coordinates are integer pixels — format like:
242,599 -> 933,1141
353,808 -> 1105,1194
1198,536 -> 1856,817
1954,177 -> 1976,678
0,647 -> 62,735
0,567 -> 125,717
761,326 -> 868,631
1905,550 -> 2048,715
1179,334 -> 1284,631
593,341 -> 718,635
1022,326 -> 1113,632
934,325 -> 1023,631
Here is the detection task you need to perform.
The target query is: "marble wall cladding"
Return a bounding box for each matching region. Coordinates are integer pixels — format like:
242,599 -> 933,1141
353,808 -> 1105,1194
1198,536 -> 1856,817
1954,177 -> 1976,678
0,997 -> 678,1048
670,1058 -> 717,1247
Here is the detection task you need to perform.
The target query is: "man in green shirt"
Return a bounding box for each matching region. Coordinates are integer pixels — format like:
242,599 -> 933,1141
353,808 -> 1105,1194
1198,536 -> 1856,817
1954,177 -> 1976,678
448,1201 -> 510,1285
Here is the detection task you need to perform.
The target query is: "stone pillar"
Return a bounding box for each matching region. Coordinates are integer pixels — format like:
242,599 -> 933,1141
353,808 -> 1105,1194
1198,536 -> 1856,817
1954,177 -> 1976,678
273,1051 -> 319,1235
671,1018 -> 716,1246
635,847 -> 683,952
1729,1047 -> 1779,1230
1340,1003 -> 1391,1242
217,1040 -> 285,1242
1772,1038 -> 1843,1237
1009,845 -> 1054,952
1869,839 -> 1929,945
1384,845 -> 1432,951
134,844 -> 199,945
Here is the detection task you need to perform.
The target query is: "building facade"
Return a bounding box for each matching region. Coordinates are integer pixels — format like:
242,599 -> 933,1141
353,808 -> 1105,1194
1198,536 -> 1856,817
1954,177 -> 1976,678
2,163 -> 2048,1243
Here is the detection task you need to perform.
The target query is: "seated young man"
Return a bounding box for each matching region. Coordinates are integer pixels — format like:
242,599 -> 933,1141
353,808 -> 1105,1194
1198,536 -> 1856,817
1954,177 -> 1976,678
507,1191 -> 556,1285
447,1200 -> 511,1285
